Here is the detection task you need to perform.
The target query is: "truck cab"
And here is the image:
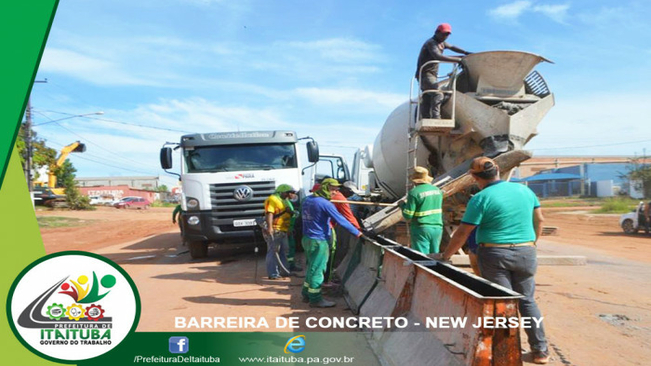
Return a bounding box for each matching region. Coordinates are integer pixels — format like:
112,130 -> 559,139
311,153 -> 350,186
161,130 -> 319,258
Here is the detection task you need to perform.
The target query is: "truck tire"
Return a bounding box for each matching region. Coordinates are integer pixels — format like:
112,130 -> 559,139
189,241 -> 208,259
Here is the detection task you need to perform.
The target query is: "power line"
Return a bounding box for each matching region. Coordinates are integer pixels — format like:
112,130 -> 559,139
33,111 -> 157,171
42,138 -> 158,176
72,154 -> 158,176
36,109 -> 192,133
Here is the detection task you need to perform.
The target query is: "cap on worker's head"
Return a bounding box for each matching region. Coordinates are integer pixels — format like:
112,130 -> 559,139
410,166 -> 433,184
275,184 -> 296,194
436,23 -> 452,34
469,157 -> 498,175
342,181 -> 364,195
310,184 -> 321,192
320,178 -> 341,187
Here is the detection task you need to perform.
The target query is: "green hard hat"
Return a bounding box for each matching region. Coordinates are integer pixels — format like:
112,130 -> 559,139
320,178 -> 341,187
275,184 -> 296,194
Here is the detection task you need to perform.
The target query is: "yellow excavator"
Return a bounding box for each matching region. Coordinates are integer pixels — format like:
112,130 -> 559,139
33,141 -> 86,206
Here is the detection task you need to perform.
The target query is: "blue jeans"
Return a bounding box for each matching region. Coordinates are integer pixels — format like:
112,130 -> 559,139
477,245 -> 548,352
265,231 -> 289,277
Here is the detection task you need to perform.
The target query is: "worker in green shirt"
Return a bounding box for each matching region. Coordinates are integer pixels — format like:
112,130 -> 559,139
401,166 -> 443,254
284,193 -> 303,272
172,204 -> 183,235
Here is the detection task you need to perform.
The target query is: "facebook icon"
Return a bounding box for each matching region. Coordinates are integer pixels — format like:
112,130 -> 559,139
169,336 -> 189,354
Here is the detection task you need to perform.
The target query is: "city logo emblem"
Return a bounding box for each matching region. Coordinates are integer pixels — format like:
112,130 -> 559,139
7,252 -> 140,362
284,335 -> 306,354
169,336 -> 189,354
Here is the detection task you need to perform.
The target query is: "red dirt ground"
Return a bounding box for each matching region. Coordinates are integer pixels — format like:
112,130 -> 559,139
37,205 -> 651,365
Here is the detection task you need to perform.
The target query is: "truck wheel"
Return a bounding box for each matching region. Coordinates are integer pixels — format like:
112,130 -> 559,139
189,241 -> 208,259
622,219 -> 638,234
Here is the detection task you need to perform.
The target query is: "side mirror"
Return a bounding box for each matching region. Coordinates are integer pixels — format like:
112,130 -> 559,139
307,141 -> 319,163
160,147 -> 173,170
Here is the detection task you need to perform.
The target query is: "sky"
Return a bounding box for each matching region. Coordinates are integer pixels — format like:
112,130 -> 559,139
29,0 -> 651,185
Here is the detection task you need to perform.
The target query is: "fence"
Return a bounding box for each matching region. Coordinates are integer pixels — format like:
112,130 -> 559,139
525,180 -> 581,198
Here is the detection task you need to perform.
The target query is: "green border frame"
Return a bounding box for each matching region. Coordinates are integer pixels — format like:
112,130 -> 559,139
0,1 -> 59,189
6,251 -> 142,364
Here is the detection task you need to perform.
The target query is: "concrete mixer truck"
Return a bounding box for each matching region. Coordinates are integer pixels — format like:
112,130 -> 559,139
354,51 -> 555,235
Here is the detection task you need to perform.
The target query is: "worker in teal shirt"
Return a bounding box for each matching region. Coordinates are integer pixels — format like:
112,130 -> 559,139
401,166 -> 443,254
437,157 -> 549,365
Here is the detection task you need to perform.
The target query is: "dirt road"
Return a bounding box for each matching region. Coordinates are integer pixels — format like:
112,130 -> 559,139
37,206 -> 651,365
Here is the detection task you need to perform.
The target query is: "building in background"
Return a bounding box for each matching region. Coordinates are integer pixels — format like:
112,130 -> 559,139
512,156 -> 651,198
75,176 -> 162,203
78,185 -> 158,203
511,173 -> 582,198
76,176 -> 160,190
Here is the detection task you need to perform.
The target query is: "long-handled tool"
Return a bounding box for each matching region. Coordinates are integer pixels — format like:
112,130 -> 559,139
330,200 -> 397,207
255,217 -> 290,276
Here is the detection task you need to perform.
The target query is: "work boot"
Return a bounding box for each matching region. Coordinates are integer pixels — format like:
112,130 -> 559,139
290,263 -> 303,272
309,299 -> 336,308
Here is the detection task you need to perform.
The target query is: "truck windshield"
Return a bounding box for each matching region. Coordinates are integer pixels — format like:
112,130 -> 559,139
184,143 -> 297,173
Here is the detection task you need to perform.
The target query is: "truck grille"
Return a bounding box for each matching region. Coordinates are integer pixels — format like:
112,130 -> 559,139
209,181 -> 276,220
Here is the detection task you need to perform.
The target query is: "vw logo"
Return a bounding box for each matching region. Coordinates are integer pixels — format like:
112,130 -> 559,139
233,185 -> 253,202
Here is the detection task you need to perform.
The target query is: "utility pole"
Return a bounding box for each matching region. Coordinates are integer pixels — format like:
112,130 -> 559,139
23,79 -> 47,192
24,98 -> 33,190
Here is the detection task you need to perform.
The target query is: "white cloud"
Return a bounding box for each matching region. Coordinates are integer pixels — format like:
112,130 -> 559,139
34,92 -> 396,178
532,4 -> 570,24
281,38 -> 383,64
39,48 -> 153,86
488,1 -> 569,24
41,32 -> 387,87
489,0 -> 532,20
527,92 -> 651,155
250,38 -> 387,82
294,87 -> 405,109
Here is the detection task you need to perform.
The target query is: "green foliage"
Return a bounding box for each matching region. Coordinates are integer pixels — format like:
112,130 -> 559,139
62,169 -> 93,210
540,199 -> 602,208
54,159 -> 77,188
625,156 -> 651,198
150,200 -> 176,207
157,184 -> 169,192
16,124 -> 57,179
595,197 -> 638,214
37,216 -> 92,228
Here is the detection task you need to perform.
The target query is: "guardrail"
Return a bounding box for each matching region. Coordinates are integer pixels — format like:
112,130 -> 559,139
336,234 -> 525,366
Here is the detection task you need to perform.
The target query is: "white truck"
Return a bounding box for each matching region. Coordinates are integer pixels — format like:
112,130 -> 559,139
160,130 -> 321,258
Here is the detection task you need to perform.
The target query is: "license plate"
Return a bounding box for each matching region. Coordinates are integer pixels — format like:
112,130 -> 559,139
233,219 -> 257,227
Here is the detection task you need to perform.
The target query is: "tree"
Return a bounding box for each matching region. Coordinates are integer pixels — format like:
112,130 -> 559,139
157,184 -> 169,192
54,160 -> 77,188
16,124 -> 57,182
626,156 -> 651,198
62,169 -> 92,210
